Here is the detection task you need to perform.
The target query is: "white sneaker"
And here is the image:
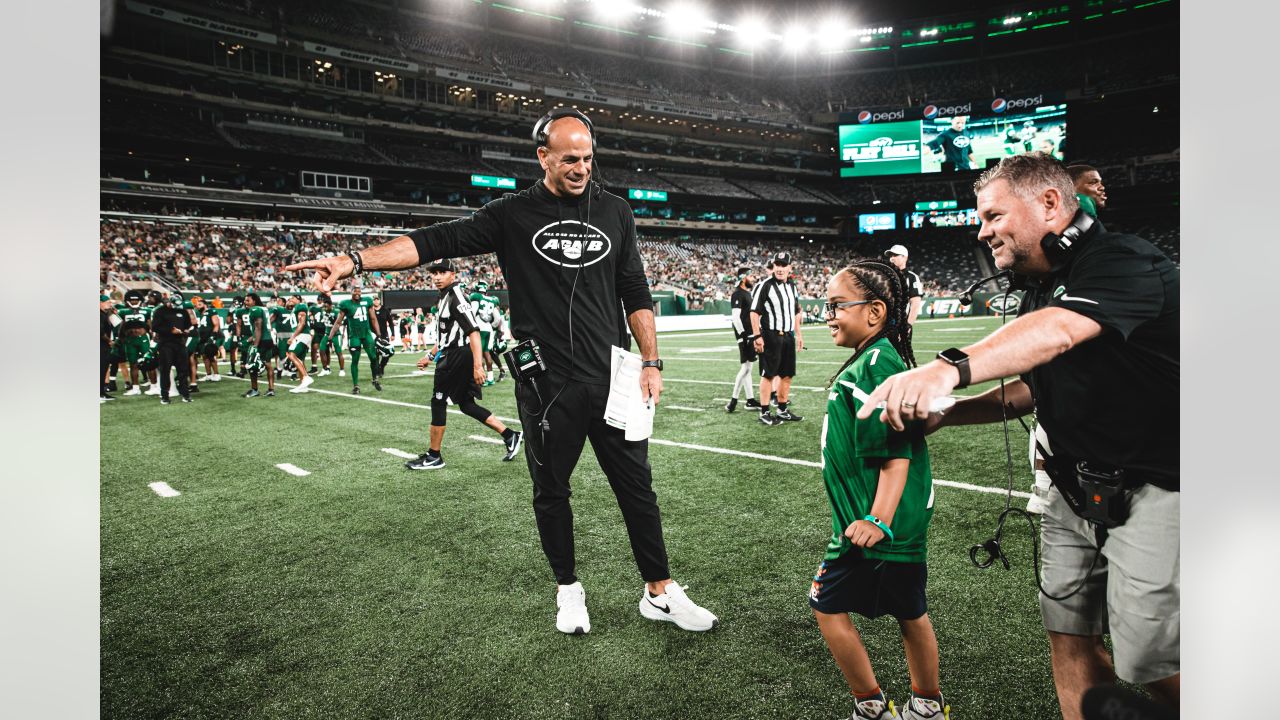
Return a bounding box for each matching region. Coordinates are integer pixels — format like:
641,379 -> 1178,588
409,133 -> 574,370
290,376 -> 315,393
145,385 -> 161,396
123,386 -> 141,396
899,696 -> 947,720
338,369 -> 346,377
853,697 -> 901,720
318,368 -> 330,377
210,374 -> 221,382
638,582 -> 719,631
555,582 -> 591,635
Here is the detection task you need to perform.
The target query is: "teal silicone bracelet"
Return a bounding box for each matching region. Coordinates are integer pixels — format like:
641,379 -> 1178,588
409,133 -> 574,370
863,514 -> 895,542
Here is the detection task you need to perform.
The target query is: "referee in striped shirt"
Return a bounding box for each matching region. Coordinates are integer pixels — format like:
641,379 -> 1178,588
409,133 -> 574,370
405,258 -> 522,470
750,252 -> 805,425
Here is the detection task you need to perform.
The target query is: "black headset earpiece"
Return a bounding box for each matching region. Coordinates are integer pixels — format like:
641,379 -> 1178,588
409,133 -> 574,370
532,107 -> 596,153
1039,208 -> 1095,273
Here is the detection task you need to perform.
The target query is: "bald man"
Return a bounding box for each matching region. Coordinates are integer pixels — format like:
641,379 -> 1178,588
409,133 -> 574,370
286,108 -> 718,637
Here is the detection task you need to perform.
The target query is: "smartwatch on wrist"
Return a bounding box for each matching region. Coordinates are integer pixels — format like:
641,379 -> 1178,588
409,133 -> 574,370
641,359 -> 663,372
936,347 -> 971,389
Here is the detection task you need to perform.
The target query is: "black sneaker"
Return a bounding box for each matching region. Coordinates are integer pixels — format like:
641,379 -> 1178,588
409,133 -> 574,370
160,397 -> 171,405
776,409 -> 803,422
189,384 -> 200,393
758,412 -> 781,426
101,394 -> 116,401
404,453 -> 428,469
181,395 -> 192,403
109,380 -> 120,392
310,365 -> 318,374
406,453 -> 445,470
265,389 -> 275,397
372,377 -> 382,391
243,389 -> 259,398
745,398 -> 762,410
503,431 -> 524,461
352,385 -> 360,394
724,398 -> 738,413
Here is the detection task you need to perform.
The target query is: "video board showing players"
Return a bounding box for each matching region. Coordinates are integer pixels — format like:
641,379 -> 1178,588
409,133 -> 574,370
837,97 -> 1067,178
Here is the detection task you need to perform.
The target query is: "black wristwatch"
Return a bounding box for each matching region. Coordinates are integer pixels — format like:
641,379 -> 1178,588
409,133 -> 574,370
641,359 -> 663,372
936,347 -> 971,389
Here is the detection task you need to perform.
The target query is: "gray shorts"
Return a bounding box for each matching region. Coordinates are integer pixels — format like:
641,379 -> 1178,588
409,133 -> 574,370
1039,483 -> 1180,684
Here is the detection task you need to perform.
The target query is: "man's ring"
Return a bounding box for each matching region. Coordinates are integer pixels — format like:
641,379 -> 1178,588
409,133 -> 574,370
901,401 -> 916,408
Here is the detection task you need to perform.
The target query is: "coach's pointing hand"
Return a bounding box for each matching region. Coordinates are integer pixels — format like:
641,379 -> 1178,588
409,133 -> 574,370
285,255 -> 355,293
856,361 -> 958,432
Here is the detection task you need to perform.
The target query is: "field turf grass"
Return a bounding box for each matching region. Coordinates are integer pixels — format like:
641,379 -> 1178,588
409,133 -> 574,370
102,316 -> 1067,719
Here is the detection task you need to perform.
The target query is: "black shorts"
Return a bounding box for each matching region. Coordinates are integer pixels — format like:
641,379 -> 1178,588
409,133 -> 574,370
432,347 -> 481,403
808,550 -> 928,621
737,338 -> 757,363
258,340 -> 279,361
760,331 -> 796,378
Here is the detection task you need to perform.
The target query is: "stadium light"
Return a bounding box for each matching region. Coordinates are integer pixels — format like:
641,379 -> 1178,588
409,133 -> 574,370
590,0 -> 642,23
781,24 -> 810,53
817,18 -> 849,51
733,15 -> 771,47
665,3 -> 714,36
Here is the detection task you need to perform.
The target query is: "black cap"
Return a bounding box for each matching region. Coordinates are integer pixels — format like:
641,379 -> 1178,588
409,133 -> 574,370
772,252 -> 791,266
426,258 -> 456,272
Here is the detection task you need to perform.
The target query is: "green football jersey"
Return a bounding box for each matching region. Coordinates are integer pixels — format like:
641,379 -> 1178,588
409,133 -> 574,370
287,303 -> 309,335
116,303 -> 151,333
245,306 -> 268,341
233,307 -> 253,337
270,305 -> 290,333
468,292 -> 499,326
311,306 -> 332,332
820,337 -> 934,563
337,297 -> 374,335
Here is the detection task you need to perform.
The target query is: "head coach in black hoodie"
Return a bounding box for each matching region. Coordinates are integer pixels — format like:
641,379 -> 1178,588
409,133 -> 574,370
287,108 -> 718,636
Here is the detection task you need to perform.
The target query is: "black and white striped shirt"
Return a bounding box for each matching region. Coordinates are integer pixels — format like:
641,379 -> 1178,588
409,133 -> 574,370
903,269 -> 924,300
752,277 -> 800,333
435,283 -> 481,350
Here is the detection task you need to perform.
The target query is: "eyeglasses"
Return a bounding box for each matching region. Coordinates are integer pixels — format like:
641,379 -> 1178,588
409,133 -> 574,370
823,300 -> 872,318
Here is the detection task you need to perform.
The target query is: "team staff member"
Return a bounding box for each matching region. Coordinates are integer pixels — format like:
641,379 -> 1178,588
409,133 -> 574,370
859,153 -> 1179,720
1067,164 -> 1107,218
286,107 -> 718,636
405,259 -> 522,470
100,295 -> 120,402
751,252 -> 805,425
150,291 -> 194,404
884,244 -> 924,329
725,267 -> 757,413
926,116 -> 976,171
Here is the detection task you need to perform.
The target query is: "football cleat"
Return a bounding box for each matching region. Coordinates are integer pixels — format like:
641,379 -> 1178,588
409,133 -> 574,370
405,453 -> 445,470
351,385 -> 360,394
180,396 -> 192,403
265,389 -> 275,397
372,377 -> 382,391
243,389 -> 260,398
724,398 -> 738,413
745,397 -> 762,409
189,385 -> 199,393
123,386 -> 141,396
144,385 -> 161,396
638,583 -> 718,632
339,369 -> 346,377
159,397 -> 170,405
503,431 -> 523,462
290,376 -> 315,393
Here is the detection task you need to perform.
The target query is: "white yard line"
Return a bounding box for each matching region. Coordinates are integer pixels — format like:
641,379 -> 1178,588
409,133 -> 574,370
148,481 -> 180,497
665,405 -> 706,412
381,448 -> 418,459
276,463 -> 311,477
223,378 -> 1019,499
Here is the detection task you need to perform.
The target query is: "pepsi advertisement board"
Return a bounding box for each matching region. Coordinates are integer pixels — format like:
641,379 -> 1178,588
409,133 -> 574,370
837,93 -> 1066,178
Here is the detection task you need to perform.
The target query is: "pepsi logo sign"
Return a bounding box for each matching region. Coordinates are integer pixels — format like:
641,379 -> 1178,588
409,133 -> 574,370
923,105 -> 938,119
856,109 -> 905,124
991,98 -> 1007,113
857,110 -> 872,124
991,94 -> 1044,113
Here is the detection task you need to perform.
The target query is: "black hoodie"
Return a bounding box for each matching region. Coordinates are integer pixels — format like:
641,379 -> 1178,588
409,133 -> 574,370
408,180 -> 651,385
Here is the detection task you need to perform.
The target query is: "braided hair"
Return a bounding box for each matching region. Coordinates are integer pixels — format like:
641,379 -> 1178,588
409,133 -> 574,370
825,259 -> 917,389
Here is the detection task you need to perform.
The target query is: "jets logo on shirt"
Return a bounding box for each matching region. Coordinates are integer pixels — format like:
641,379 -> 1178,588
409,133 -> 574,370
952,135 -> 971,148
531,220 -> 612,268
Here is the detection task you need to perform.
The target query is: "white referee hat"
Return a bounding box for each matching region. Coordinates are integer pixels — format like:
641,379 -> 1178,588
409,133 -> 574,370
884,244 -> 909,258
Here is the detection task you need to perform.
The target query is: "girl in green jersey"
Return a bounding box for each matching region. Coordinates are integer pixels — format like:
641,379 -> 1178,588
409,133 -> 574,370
811,260 -> 947,720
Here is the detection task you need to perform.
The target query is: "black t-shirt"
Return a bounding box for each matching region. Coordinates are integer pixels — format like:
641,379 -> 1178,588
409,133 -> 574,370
1018,225 -> 1180,489
926,128 -> 974,170
151,305 -> 193,344
408,181 -> 652,385
375,306 -> 392,340
730,287 -> 753,340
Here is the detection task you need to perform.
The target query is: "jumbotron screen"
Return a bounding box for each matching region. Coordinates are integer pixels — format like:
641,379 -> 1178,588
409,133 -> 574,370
838,102 -> 1067,178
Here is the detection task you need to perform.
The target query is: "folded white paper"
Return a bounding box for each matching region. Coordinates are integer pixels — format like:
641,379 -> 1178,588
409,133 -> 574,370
605,345 -> 655,441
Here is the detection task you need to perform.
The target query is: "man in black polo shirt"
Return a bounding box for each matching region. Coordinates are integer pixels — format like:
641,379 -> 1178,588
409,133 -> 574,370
751,252 -> 805,425
858,153 -> 1179,720
150,291 -> 195,405
725,267 -> 757,413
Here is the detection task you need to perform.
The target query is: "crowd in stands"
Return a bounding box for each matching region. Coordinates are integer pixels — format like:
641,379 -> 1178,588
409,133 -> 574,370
101,215 -> 993,305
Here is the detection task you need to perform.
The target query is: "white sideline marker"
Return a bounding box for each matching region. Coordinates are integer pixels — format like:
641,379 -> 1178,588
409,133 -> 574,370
468,435 -> 504,445
149,482 -> 180,498
382,448 -> 418,459
666,405 -> 706,412
276,463 -> 311,477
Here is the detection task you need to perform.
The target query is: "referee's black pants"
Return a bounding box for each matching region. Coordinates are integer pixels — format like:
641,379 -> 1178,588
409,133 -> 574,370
516,379 -> 671,586
157,342 -> 190,400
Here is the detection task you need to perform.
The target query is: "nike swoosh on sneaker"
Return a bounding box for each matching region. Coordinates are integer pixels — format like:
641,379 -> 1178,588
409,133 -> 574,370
646,597 -> 671,614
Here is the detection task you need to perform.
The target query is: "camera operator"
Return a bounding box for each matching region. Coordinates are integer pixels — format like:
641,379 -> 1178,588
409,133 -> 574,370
858,153 -> 1179,719
285,108 -> 717,636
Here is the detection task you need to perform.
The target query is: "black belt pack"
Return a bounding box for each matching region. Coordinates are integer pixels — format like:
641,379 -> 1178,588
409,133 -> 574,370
1039,446 -> 1135,530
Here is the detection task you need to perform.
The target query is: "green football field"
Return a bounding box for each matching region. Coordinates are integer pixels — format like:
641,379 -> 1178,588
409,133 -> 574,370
102,316 -> 1071,719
